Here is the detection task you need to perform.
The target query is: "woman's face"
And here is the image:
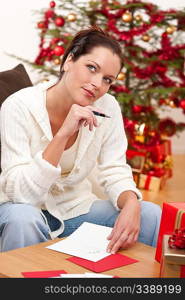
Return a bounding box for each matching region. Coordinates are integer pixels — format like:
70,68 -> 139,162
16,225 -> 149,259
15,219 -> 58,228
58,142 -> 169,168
62,46 -> 121,106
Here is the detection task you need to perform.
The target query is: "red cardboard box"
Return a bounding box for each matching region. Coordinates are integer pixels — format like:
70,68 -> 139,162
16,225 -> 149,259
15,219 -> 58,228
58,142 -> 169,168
155,202 -> 185,263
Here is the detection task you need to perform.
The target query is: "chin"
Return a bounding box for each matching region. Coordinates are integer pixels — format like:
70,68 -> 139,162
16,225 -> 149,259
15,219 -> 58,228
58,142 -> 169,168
75,97 -> 94,107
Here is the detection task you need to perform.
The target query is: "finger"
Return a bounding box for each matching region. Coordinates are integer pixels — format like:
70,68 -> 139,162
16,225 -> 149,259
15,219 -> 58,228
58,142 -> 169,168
107,226 -> 116,240
89,123 -> 92,131
106,220 -> 120,250
93,116 -> 98,127
110,232 -> 130,254
106,230 -> 122,253
81,110 -> 97,130
114,231 -> 139,252
133,231 -> 139,243
82,107 -> 99,127
122,233 -> 136,249
76,111 -> 94,130
88,111 -> 98,128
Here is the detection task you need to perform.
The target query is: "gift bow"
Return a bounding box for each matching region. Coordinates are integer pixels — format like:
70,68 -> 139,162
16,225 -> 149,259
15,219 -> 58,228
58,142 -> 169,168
168,228 -> 185,249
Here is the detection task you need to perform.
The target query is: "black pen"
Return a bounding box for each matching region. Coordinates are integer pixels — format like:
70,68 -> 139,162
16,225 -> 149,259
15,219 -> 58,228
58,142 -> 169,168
92,111 -> 111,118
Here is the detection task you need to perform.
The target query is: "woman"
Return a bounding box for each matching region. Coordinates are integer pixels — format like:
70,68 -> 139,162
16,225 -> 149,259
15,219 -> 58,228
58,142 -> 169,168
0,26 -> 161,252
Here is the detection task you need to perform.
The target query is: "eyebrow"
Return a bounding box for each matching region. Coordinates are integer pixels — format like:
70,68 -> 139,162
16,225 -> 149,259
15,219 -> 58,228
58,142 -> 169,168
87,60 -> 116,80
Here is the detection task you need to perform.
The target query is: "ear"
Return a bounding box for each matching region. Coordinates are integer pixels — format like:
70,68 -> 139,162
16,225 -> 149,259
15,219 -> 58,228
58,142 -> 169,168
63,53 -> 74,72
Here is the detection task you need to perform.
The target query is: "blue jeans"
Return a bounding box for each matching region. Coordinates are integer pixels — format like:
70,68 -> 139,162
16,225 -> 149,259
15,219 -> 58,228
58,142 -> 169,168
0,200 -> 161,252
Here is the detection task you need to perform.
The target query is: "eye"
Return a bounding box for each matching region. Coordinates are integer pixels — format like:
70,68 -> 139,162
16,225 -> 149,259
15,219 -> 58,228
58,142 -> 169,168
87,64 -> 96,72
104,77 -> 113,85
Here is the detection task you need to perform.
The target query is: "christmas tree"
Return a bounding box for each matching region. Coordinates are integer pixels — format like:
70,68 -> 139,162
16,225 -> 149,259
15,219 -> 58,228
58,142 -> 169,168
22,0 -> 185,190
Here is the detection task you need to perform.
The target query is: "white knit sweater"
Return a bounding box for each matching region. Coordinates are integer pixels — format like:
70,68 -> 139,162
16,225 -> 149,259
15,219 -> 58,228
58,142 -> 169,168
0,81 -> 142,237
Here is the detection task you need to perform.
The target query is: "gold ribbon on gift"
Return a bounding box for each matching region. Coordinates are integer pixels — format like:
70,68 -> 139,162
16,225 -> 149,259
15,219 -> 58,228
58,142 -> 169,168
175,209 -> 185,229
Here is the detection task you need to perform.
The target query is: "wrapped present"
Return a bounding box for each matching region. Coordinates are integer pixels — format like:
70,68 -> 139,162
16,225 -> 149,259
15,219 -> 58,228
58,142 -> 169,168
150,156 -> 173,178
126,149 -> 146,173
138,165 -> 173,191
126,149 -> 146,186
150,139 -> 172,163
129,139 -> 172,164
155,202 -> 185,263
138,174 -> 161,191
160,235 -> 185,278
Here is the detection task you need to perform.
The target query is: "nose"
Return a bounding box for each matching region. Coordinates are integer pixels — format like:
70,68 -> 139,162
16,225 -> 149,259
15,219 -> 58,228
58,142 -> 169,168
91,74 -> 102,89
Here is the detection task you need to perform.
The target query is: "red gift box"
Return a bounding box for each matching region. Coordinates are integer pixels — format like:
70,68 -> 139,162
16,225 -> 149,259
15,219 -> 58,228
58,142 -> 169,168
150,140 -> 171,163
155,202 -> 185,263
126,149 -> 146,160
160,235 -> 185,278
129,140 -> 172,164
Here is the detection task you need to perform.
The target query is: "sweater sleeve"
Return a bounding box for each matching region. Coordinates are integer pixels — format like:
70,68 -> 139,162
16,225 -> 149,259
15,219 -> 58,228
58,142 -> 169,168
97,97 -> 142,210
0,96 -> 61,206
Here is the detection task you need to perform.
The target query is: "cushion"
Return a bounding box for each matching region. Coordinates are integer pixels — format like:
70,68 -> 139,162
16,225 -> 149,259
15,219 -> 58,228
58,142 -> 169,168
0,64 -> 33,107
0,64 -> 33,172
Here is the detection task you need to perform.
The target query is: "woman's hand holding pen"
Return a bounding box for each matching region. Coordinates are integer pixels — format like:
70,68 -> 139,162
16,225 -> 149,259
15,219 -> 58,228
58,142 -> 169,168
43,104 -> 107,167
59,104 -> 105,138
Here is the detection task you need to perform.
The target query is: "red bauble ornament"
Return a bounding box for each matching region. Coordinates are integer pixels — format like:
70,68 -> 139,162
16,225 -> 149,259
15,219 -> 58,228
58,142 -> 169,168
159,98 -> 166,106
53,45 -> 65,56
50,37 -> 60,45
37,21 -> 47,29
50,1 -> 56,8
158,118 -> 176,137
124,118 -> 135,129
55,17 -> 65,27
45,9 -> 55,19
132,105 -> 142,113
179,99 -> 185,110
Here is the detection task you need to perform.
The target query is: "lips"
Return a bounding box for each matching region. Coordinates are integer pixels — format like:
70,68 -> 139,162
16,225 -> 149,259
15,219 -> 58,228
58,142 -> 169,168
82,88 -> 95,98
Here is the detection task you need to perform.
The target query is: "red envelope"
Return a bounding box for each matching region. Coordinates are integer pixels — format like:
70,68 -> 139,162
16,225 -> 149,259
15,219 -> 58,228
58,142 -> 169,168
67,253 -> 138,273
22,269 -> 67,278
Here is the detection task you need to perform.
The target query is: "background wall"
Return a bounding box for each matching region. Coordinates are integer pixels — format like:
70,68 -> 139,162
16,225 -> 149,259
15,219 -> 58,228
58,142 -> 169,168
0,0 -> 185,153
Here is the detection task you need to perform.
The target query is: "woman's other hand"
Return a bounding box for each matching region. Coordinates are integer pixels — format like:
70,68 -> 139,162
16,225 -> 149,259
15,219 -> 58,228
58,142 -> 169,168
106,192 -> 141,253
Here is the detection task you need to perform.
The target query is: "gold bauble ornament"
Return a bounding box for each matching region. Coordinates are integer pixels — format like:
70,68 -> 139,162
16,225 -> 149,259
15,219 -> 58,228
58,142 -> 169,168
117,72 -> 126,80
53,58 -> 61,65
142,34 -> 151,42
134,14 -> 143,22
67,13 -> 77,22
122,11 -> 132,23
166,25 -> 176,34
169,100 -> 176,108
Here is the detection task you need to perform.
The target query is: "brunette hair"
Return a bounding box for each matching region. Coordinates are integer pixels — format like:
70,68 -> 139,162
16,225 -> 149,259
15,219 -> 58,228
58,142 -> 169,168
59,26 -> 123,78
